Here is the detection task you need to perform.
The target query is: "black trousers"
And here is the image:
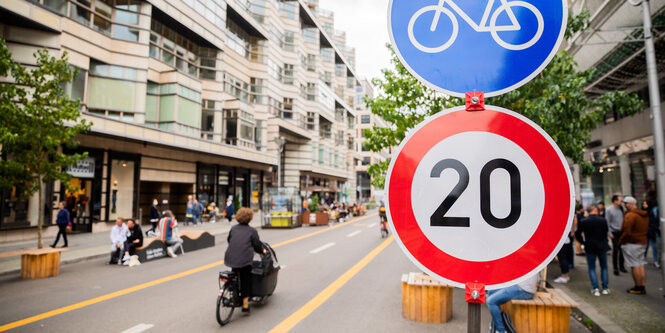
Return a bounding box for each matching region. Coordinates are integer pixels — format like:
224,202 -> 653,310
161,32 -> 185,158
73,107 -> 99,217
110,246 -> 122,264
123,241 -> 142,256
557,241 -> 573,274
52,224 -> 68,247
232,265 -> 253,299
611,231 -> 625,272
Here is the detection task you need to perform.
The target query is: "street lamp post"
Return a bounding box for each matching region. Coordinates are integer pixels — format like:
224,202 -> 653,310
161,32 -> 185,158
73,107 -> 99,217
633,0 -> 665,295
275,136 -> 286,188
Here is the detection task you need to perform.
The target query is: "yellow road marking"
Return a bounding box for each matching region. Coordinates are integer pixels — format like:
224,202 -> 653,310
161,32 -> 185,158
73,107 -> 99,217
268,235 -> 394,333
0,213 -> 377,332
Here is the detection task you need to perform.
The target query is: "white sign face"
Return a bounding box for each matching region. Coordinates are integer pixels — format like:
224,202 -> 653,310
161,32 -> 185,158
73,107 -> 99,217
411,131 -> 545,262
67,157 -> 96,179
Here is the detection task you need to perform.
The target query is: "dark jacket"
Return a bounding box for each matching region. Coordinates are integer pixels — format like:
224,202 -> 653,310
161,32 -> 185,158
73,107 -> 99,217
150,206 -> 160,221
195,202 -> 204,215
224,224 -> 263,268
619,209 -> 649,245
575,215 -> 610,254
647,206 -> 660,239
56,209 -> 70,226
225,202 -> 235,217
126,224 -> 143,247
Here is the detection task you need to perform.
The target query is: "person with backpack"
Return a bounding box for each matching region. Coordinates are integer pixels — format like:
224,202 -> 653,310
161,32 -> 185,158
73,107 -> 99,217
158,210 -> 183,258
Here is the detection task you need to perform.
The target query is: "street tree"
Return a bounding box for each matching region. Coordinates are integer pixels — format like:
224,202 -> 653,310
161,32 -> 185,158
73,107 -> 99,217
363,12 -> 643,189
0,39 -> 91,248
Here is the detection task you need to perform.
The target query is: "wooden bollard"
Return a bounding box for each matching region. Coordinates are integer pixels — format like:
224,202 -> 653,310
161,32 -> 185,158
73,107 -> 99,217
401,272 -> 453,323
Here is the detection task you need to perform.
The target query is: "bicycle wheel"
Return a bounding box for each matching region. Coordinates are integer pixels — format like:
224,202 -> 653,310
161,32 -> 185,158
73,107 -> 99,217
489,1 -> 544,51
216,285 -> 235,326
407,5 -> 458,53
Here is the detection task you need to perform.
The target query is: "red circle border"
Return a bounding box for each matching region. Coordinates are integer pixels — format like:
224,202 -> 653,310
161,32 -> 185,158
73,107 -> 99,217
387,107 -> 572,287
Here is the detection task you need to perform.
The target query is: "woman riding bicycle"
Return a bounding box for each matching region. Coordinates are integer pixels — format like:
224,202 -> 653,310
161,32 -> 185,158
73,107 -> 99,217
224,207 -> 265,314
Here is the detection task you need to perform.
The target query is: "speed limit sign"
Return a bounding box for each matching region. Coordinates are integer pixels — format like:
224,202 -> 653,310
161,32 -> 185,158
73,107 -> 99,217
386,105 -> 574,290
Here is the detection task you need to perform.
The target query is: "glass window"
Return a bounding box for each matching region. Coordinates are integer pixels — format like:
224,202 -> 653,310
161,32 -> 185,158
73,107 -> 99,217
70,3 -> 91,27
113,25 -> 139,42
44,0 -> 67,14
361,115 -> 370,124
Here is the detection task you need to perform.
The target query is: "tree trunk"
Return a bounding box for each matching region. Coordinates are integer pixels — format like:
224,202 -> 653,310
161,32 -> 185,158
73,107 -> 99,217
37,175 -> 43,249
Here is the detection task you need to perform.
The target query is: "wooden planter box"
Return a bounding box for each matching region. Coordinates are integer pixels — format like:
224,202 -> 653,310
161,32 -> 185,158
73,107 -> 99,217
500,288 -> 578,333
401,272 -> 453,323
301,212 -> 329,226
20,248 -> 66,279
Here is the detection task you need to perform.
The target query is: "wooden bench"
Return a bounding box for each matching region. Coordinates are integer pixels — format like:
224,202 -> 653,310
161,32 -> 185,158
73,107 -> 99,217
401,272 -> 453,323
500,288 -> 579,333
134,230 -> 215,262
8,248 -> 67,279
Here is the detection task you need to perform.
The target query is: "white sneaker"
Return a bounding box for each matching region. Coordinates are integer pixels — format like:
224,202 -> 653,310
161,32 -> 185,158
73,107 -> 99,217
167,247 -> 175,257
601,289 -> 610,295
655,262 -> 661,269
122,254 -> 130,261
592,288 -> 600,296
553,276 -> 570,283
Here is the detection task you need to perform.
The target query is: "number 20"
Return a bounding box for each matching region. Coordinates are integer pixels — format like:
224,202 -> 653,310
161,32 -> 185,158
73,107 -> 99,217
429,158 -> 521,229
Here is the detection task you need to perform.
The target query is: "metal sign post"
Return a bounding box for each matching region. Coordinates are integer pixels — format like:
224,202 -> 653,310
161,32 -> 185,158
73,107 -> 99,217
636,0 -> 665,296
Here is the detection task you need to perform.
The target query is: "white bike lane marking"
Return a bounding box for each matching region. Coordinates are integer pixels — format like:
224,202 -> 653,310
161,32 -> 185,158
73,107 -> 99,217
346,230 -> 362,238
366,223 -> 378,229
310,242 -> 336,254
120,323 -> 154,333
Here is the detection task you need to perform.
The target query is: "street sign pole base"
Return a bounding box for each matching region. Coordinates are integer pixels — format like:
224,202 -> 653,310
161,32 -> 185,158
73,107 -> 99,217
465,92 -> 485,111
465,282 -> 485,333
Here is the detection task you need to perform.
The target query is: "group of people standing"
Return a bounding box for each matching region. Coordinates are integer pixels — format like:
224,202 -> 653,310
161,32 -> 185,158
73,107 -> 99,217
183,195 -> 235,226
554,194 -> 660,295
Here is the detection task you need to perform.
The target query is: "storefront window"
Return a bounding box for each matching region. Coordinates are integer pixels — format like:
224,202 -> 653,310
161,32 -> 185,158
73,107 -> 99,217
197,165 -> 215,206
109,159 -> 135,221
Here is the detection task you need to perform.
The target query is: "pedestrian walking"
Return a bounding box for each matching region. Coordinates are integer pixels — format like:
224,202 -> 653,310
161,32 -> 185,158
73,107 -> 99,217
109,217 -> 127,265
606,194 -> 627,275
224,196 -> 235,222
224,207 -> 266,315
575,204 -> 611,296
50,201 -> 70,248
619,196 -> 649,294
122,218 -> 143,265
553,223 -> 574,284
644,200 -> 660,269
158,210 -> 183,258
148,199 -> 160,236
184,195 -> 194,226
194,199 -> 204,226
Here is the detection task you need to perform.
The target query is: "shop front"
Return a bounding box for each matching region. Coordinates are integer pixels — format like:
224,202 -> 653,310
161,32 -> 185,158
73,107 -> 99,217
107,152 -> 140,223
62,149 -> 104,232
197,165 -> 272,214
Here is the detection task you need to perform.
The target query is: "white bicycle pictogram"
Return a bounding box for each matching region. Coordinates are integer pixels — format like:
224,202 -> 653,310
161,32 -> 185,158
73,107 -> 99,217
408,0 -> 544,53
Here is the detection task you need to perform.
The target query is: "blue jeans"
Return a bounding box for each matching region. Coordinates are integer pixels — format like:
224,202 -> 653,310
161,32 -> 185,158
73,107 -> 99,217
486,285 -> 533,332
586,252 -> 608,290
645,234 -> 660,263
194,214 -> 201,225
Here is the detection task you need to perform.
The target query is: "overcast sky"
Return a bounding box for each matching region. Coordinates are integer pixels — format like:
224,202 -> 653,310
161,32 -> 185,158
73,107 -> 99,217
319,0 -> 392,83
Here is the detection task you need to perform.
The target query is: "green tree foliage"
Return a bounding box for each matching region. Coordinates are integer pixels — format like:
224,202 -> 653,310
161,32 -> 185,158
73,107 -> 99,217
0,39 -> 91,248
363,12 -> 643,189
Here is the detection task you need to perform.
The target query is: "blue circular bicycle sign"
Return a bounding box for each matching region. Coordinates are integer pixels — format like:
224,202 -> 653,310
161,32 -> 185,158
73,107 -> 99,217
388,0 -> 567,97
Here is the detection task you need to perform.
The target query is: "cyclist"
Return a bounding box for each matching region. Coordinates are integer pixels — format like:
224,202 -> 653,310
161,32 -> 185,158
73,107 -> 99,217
379,202 -> 388,235
224,207 -> 266,314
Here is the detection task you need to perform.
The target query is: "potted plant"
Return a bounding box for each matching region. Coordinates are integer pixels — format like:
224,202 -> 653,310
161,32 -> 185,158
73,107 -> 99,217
302,194 -> 329,226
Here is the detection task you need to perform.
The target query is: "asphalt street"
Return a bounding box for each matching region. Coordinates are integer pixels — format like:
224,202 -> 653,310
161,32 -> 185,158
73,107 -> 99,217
2,213 -> 585,333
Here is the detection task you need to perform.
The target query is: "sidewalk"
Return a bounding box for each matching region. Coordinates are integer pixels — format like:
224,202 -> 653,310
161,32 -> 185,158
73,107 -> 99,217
0,216 -> 262,276
547,253 -> 665,333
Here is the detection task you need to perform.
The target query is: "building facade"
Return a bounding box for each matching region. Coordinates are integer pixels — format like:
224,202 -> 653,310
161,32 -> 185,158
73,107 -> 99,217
567,0 -> 665,205
0,0 -> 361,236
355,79 -> 390,203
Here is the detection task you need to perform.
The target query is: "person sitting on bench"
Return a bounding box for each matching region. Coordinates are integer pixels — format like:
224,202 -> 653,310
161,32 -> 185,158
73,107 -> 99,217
486,272 -> 539,333
122,218 -> 143,265
158,210 -> 182,258
109,217 -> 127,265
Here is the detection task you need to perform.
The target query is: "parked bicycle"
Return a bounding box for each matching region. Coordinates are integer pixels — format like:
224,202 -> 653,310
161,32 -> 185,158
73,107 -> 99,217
408,0 -> 544,53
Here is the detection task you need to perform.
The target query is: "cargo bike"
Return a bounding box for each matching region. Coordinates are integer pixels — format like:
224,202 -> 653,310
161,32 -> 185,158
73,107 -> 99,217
216,242 -> 280,326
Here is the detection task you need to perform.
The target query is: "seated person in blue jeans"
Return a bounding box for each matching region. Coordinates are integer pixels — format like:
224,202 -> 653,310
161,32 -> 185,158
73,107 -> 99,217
486,273 -> 539,333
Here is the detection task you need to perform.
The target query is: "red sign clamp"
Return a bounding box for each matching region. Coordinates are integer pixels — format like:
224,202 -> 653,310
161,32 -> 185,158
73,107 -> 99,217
465,92 -> 485,111
465,282 -> 486,304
